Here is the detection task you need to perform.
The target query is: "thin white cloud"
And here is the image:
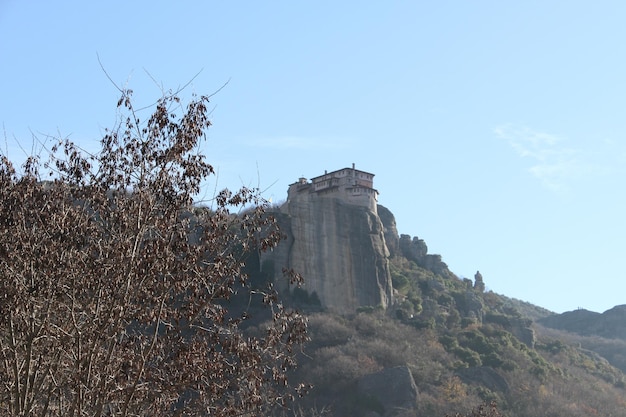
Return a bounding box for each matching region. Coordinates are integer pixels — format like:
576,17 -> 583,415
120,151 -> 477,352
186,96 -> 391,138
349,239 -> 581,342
493,125 -> 590,191
493,125 -> 563,158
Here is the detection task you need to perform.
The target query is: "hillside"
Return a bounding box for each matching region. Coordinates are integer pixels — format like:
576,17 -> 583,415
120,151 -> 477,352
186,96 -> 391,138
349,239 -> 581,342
539,305 -> 626,340
247,201 -> 626,416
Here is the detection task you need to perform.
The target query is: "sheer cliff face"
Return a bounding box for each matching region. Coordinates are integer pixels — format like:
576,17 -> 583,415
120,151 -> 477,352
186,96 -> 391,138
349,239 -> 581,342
268,191 -> 393,314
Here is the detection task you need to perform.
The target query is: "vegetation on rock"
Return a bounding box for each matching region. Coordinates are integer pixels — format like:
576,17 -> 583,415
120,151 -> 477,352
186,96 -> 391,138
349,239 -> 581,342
275,238 -> 626,416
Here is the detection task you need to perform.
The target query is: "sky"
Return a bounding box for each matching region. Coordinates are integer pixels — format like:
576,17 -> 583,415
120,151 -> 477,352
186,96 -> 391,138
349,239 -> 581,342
2,1 -> 626,314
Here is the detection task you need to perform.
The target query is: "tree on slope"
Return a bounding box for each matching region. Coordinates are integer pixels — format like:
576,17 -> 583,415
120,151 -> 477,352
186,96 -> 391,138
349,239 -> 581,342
447,401 -> 503,417
0,88 -> 307,416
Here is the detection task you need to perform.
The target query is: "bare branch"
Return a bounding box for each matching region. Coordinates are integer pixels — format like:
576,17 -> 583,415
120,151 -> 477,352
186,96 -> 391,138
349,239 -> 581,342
0,85 -> 307,416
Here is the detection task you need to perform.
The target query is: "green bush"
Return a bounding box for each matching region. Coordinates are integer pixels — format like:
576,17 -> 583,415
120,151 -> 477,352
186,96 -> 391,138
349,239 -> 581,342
391,270 -> 410,291
482,352 -> 504,368
453,347 -> 482,367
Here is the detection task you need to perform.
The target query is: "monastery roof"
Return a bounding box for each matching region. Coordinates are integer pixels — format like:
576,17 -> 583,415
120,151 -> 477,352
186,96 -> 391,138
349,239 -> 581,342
310,166 -> 375,181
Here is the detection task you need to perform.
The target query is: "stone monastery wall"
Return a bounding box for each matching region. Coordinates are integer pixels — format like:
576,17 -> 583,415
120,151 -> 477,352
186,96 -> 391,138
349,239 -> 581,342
286,163 -> 379,212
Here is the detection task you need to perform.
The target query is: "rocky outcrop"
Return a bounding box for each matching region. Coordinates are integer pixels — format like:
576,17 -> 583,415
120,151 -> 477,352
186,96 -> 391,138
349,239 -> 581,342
264,188 -> 393,314
357,366 -> 419,416
473,271 -> 485,292
397,234 -> 454,278
378,208 -> 455,280
377,205 -> 399,258
398,234 -> 427,260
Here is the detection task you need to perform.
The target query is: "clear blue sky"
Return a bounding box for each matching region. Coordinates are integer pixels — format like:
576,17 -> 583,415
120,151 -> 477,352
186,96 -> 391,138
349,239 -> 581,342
2,1 -> 625,314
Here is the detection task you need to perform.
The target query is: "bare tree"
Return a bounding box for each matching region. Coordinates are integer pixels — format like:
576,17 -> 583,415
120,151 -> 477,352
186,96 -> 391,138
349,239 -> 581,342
0,88 -> 308,416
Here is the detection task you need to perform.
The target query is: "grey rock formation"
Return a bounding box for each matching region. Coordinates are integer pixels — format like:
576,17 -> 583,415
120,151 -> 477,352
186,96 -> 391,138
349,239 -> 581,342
264,177 -> 393,314
473,270 -> 485,292
379,211 -> 455,280
399,234 -> 427,261
398,234 -> 454,278
377,205 -> 399,258
357,366 -> 420,416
